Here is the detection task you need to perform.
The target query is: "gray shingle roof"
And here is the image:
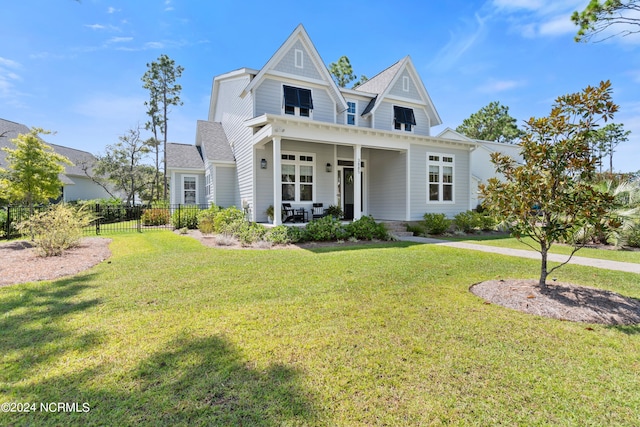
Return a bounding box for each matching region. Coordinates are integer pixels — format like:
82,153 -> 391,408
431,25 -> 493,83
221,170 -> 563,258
0,118 -> 100,177
166,143 -> 204,169
196,121 -> 234,162
354,59 -> 404,95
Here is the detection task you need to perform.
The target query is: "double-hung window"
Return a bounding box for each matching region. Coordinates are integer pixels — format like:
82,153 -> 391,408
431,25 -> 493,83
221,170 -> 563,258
427,154 -> 454,203
183,176 -> 197,204
283,85 -> 313,117
393,106 -> 416,132
346,101 -> 357,125
281,152 -> 314,202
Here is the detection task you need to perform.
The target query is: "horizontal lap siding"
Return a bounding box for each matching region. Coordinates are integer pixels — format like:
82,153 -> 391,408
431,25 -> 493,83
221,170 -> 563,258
409,144 -> 470,219
215,166 -> 238,208
256,78 -> 335,124
213,76 -> 253,210
375,100 -> 429,136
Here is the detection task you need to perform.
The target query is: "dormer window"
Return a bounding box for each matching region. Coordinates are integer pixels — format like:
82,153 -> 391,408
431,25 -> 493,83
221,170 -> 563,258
283,85 -> 313,117
347,101 -> 357,125
393,106 -> 416,132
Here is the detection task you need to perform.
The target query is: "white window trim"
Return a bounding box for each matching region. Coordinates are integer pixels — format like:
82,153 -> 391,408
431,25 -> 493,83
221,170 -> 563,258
402,76 -> 409,92
281,151 -> 316,203
282,84 -> 313,119
346,101 -> 357,126
427,153 -> 455,204
295,49 -> 303,68
182,174 -> 198,205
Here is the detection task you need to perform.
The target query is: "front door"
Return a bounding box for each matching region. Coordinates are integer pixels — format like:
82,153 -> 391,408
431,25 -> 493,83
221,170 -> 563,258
336,162 -> 364,220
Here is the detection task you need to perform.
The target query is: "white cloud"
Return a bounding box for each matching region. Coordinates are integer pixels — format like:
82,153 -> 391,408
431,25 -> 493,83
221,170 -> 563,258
107,37 -> 133,44
430,14 -> 488,72
107,7 -> 120,14
144,41 -> 165,49
0,57 -> 21,69
490,0 -> 589,38
538,14 -> 577,36
478,79 -> 525,93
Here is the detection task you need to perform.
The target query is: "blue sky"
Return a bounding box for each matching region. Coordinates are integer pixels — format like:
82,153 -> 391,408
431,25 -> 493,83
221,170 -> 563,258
1,0 -> 638,172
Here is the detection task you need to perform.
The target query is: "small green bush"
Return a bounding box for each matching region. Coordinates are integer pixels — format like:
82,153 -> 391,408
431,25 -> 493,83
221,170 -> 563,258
453,211 -> 483,233
171,206 -> 200,229
214,206 -> 246,235
346,216 -> 389,240
406,223 -> 426,237
622,223 -> 640,248
305,216 -> 346,241
264,225 -> 292,245
285,226 -> 307,243
197,204 -> 222,234
141,208 -> 170,226
237,222 -> 266,246
17,204 -> 94,256
422,213 -> 451,235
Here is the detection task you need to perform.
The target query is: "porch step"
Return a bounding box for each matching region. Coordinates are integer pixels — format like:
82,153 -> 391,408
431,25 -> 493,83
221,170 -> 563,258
378,221 -> 415,238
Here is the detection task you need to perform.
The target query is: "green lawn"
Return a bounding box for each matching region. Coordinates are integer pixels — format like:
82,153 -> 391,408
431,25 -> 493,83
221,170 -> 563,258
1,231 -> 639,425
441,233 -> 640,264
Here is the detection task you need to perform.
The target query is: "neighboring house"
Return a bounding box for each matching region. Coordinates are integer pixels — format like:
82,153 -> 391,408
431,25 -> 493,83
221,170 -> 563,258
437,127 -> 524,208
0,118 -> 113,202
167,24 -> 481,225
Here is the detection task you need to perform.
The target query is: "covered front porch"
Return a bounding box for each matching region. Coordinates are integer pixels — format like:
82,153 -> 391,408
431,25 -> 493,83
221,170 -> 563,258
247,115 -> 411,225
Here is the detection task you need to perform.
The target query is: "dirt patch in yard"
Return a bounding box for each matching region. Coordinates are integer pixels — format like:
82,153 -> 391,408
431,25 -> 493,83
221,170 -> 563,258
471,279 -> 640,325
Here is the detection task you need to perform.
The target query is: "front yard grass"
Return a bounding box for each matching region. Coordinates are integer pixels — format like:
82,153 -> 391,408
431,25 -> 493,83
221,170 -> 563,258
1,231 -> 639,425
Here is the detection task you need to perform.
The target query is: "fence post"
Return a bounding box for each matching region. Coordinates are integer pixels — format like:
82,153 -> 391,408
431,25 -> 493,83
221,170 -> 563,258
137,206 -> 142,233
177,204 -> 181,229
95,203 -> 101,235
6,206 -> 10,238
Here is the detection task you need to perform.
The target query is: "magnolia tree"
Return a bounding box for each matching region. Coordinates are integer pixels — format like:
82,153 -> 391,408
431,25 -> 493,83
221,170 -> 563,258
480,81 -> 620,287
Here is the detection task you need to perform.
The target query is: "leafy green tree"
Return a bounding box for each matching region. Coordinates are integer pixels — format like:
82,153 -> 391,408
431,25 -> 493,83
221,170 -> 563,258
142,54 -> 184,201
0,128 -> 71,216
329,56 -> 357,88
456,101 -> 524,144
480,81 -> 619,287
572,0 -> 640,42
588,123 -> 630,173
94,126 -> 155,206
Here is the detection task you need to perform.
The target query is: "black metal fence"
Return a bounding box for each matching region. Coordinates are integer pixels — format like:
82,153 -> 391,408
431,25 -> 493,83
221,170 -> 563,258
1,204 -> 209,240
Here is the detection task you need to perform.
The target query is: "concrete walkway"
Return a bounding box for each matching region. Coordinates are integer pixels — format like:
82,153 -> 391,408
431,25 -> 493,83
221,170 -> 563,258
397,236 -> 640,274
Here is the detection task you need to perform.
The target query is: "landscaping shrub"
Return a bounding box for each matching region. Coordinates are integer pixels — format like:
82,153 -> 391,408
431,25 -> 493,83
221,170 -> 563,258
171,206 -> 200,229
304,216 -> 346,241
346,215 -> 389,240
622,223 -> 640,248
237,222 -> 266,246
453,210 -> 484,233
17,204 -> 94,256
213,206 -> 246,235
285,226 -> 307,243
406,223 -> 426,237
0,208 -> 8,238
422,213 -> 451,235
479,213 -> 497,231
264,225 -> 292,245
141,208 -> 170,226
197,204 -> 222,234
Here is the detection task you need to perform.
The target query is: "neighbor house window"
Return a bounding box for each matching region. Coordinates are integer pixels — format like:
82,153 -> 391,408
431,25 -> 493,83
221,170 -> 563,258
281,152 -> 314,202
393,106 -> 415,132
183,176 -> 197,204
283,85 -> 313,117
346,101 -> 357,125
427,154 -> 454,203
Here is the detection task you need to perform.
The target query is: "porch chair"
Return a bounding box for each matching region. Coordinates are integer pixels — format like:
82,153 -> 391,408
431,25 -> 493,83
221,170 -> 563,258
282,203 -> 296,223
311,203 -> 328,220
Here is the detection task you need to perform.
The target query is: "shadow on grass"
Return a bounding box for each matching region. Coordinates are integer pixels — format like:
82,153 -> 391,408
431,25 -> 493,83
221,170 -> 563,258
297,240 -> 421,254
7,335 -> 321,426
0,274 -> 103,384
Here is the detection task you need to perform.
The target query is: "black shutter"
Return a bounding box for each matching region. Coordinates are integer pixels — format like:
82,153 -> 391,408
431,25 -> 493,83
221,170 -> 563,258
283,85 -> 314,109
393,106 -> 416,125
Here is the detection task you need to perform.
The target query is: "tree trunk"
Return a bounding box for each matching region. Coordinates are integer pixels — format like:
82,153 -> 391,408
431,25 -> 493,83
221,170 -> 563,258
539,245 -> 548,287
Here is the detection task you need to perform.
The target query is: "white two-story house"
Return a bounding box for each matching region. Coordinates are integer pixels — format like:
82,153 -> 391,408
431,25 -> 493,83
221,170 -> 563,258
167,24 -> 481,225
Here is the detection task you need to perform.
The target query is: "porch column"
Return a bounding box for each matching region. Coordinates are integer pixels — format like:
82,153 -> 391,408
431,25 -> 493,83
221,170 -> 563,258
354,144 -> 362,220
272,136 -> 282,226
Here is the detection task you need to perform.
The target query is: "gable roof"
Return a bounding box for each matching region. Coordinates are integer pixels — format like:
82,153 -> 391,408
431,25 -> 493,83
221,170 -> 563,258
166,143 -> 204,169
241,24 -> 348,112
0,118 -> 100,177
196,120 -> 235,163
356,56 -> 442,127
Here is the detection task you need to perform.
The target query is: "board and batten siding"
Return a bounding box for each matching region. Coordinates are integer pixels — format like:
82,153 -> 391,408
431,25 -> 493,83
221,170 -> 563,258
212,75 -> 254,211
408,144 -> 470,219
367,149 -> 407,220
374,100 -> 430,136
